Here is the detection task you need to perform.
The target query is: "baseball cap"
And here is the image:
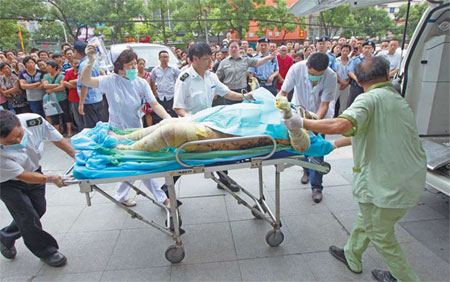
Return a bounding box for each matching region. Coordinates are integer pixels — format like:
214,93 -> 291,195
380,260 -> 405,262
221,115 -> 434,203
258,37 -> 271,43
363,40 -> 376,49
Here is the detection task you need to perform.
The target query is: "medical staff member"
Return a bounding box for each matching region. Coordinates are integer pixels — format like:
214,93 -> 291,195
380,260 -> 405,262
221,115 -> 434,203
276,52 -> 337,203
80,45 -> 171,207
173,42 -> 253,192
0,110 -> 76,267
283,57 -> 426,282
248,37 -> 279,95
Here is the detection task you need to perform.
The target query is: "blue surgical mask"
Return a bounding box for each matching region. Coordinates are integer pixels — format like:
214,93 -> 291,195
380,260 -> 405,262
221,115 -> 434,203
125,69 -> 138,80
308,74 -> 323,82
3,131 -> 28,150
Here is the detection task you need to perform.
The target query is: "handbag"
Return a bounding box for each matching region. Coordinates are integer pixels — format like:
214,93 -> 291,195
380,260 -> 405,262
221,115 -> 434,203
43,74 -> 63,116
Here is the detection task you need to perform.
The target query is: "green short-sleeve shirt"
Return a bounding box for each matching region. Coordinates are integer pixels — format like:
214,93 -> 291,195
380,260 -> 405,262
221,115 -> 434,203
44,73 -> 67,102
339,82 -> 426,209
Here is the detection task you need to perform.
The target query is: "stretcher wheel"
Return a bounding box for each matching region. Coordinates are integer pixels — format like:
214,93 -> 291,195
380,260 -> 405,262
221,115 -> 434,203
318,162 -> 331,175
251,204 -> 265,219
165,216 -> 183,230
265,230 -> 284,247
165,245 -> 185,263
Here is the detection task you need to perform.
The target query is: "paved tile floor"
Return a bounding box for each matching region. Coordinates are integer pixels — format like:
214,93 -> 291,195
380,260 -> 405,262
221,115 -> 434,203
0,140 -> 448,282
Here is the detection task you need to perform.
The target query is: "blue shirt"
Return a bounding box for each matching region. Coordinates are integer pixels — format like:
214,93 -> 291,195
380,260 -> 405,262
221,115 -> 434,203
335,57 -> 352,82
150,65 -> 181,101
248,52 -> 278,86
348,54 -> 373,73
326,52 -> 336,71
77,57 -> 103,104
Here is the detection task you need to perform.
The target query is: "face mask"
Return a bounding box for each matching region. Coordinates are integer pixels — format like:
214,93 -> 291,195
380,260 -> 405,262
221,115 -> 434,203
3,131 -> 28,150
125,69 -> 138,80
308,74 -> 323,82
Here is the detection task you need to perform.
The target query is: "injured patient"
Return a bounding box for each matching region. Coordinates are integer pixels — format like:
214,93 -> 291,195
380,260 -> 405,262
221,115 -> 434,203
112,88 -> 317,153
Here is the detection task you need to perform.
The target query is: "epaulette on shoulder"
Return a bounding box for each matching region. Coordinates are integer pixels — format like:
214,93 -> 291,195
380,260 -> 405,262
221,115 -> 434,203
179,72 -> 190,82
26,117 -> 43,127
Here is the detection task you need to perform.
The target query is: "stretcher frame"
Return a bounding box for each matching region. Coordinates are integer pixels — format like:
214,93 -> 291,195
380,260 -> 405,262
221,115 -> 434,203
64,135 -> 331,263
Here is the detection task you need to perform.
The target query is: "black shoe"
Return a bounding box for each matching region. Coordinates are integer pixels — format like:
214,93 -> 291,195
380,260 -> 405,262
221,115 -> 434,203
329,245 -> 362,274
41,251 -> 67,267
371,269 -> 397,282
162,185 -> 183,207
0,241 -> 16,259
217,181 -> 240,192
312,189 -> 323,203
301,171 -> 310,184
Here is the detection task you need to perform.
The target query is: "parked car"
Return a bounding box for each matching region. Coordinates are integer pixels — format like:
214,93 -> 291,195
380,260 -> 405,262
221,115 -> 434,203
110,43 -> 179,71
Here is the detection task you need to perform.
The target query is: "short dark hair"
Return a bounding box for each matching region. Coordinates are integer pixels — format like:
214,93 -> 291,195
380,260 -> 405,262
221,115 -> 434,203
228,40 -> 240,47
63,48 -> 73,55
341,44 -> 352,51
30,48 -> 39,54
23,56 -> 36,66
188,42 -> 212,61
113,49 -> 138,74
0,62 -> 11,71
295,52 -> 304,60
0,110 -> 21,138
51,53 -> 62,59
61,43 -> 71,50
158,50 -> 169,57
137,58 -> 146,64
5,50 -> 15,56
355,57 -> 389,84
73,41 -> 87,55
381,39 -> 389,43
307,52 -> 329,71
46,60 -> 59,70
38,50 -> 48,57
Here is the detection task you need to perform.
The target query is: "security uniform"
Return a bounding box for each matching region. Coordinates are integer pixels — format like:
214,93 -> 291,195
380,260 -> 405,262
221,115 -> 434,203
0,113 -> 63,258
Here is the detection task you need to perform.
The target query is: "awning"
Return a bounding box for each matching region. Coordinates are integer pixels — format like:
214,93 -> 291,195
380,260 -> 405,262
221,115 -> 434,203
288,0 -> 402,17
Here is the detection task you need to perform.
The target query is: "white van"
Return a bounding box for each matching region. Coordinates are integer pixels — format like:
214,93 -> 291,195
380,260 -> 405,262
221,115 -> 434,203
110,43 -> 179,71
289,0 -> 450,196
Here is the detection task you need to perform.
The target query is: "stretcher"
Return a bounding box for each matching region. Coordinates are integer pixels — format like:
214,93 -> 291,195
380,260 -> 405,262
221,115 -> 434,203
64,135 -> 331,264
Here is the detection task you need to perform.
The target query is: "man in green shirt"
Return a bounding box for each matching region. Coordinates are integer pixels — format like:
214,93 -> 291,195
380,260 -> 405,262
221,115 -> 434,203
280,57 -> 426,282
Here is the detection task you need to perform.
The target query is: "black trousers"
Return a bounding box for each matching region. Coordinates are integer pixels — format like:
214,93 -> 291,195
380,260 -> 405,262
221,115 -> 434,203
0,168 -> 58,258
224,88 -> 247,105
262,84 -> 278,96
151,97 -> 178,124
347,84 -> 364,108
83,101 -> 103,128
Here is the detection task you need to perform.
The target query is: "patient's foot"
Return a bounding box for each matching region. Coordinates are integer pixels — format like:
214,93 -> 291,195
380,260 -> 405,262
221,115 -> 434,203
275,95 -> 292,119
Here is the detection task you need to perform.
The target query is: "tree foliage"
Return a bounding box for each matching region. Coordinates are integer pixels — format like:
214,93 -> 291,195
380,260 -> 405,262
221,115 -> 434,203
255,0 -> 301,40
395,2 -> 428,39
0,21 -> 31,50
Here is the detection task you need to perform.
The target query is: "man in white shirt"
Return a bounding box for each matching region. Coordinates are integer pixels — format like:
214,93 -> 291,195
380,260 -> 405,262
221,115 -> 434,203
173,42 -> 253,192
150,50 -> 181,122
276,52 -> 337,203
0,111 -> 76,267
377,39 -> 402,78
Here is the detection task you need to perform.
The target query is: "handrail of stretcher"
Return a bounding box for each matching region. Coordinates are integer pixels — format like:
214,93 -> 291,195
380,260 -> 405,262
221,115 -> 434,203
175,134 -> 277,168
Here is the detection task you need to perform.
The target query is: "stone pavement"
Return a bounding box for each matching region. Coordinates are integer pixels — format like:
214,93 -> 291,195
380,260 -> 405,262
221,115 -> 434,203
0,138 -> 449,282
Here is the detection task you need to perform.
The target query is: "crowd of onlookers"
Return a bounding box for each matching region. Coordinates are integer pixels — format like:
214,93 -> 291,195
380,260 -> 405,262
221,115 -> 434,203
0,33 -> 406,137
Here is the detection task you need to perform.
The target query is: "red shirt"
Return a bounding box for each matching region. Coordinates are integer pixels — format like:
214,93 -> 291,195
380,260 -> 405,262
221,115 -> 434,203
64,69 -> 79,102
276,54 -> 294,90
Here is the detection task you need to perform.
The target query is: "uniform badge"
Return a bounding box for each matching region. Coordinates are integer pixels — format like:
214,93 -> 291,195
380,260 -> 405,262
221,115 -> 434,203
179,73 -> 190,82
26,117 -> 43,127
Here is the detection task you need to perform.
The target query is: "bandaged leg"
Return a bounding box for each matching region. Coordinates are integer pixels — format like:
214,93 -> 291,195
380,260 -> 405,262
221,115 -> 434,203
112,118 -> 189,141
116,122 -> 211,152
275,95 -> 311,152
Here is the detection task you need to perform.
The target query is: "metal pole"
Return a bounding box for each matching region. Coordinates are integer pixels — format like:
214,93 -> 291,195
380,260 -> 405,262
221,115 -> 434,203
203,9 -> 209,44
401,0 -> 412,58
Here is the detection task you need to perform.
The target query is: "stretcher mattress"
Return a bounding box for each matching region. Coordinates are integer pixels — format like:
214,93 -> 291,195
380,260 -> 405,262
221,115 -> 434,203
71,122 -> 332,180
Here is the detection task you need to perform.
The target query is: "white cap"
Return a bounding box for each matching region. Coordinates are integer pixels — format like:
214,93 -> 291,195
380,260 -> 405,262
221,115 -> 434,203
110,45 -> 132,64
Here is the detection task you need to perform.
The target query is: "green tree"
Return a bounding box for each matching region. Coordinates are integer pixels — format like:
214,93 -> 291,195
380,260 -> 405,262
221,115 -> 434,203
31,21 -> 66,42
255,0 -> 302,41
318,5 -> 357,37
147,0 -> 178,44
394,2 -> 428,39
0,21 -> 31,51
352,7 -> 394,38
171,0 -> 207,41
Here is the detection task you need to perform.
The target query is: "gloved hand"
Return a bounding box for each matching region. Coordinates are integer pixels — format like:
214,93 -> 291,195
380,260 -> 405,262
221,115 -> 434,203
46,175 -> 67,188
284,114 -> 304,131
85,45 -> 97,64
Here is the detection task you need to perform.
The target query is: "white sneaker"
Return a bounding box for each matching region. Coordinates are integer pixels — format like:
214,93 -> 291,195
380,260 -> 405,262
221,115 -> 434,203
121,199 -> 137,207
